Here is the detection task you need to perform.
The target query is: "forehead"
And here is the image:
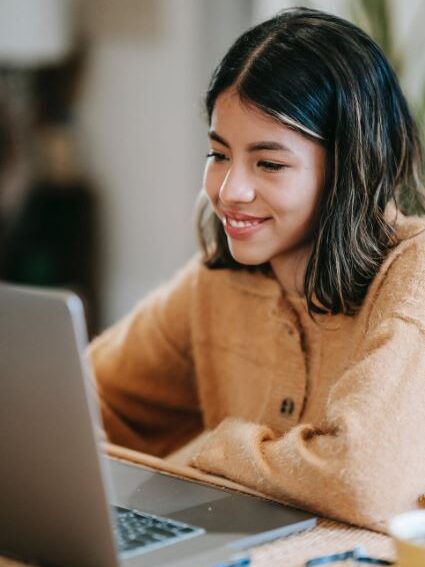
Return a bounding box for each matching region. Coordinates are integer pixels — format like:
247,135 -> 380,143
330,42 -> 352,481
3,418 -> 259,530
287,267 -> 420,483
210,89 -> 319,154
211,89 -> 283,134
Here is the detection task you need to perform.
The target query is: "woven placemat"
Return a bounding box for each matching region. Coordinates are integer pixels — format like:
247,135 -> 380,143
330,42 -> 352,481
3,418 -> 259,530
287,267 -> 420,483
249,517 -> 395,566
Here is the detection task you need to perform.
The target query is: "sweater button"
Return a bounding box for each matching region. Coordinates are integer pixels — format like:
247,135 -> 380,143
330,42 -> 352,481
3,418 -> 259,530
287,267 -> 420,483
280,397 -> 295,415
282,322 -> 295,336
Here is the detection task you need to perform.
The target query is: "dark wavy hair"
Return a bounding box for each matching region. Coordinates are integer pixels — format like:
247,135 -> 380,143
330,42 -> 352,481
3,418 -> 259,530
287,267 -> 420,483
196,7 -> 425,316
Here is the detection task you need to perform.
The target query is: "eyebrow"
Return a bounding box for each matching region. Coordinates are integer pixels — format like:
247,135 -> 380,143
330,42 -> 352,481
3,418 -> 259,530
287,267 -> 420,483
208,130 -> 294,153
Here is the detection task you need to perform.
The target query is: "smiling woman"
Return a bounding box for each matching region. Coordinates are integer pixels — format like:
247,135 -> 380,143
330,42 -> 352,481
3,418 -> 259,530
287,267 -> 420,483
197,7 -> 424,316
90,7 -> 425,532
203,89 -> 326,292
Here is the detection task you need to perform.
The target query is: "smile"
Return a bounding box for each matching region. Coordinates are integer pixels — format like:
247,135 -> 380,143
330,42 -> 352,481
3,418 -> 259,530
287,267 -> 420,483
223,214 -> 270,239
227,217 -> 264,228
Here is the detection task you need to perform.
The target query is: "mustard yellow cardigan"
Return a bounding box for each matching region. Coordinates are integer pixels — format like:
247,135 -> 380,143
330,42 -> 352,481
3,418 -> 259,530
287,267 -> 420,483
90,208 -> 425,531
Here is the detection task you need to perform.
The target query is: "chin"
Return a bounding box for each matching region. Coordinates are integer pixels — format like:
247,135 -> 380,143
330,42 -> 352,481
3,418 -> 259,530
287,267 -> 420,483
228,246 -> 270,266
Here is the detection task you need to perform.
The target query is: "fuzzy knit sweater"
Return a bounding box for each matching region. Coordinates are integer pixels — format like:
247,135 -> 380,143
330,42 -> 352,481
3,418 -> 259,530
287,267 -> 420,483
90,208 -> 425,532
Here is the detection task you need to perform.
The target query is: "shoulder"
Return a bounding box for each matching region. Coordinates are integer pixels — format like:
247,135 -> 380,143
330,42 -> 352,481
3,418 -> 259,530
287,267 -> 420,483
365,211 -> 425,328
379,210 -> 425,288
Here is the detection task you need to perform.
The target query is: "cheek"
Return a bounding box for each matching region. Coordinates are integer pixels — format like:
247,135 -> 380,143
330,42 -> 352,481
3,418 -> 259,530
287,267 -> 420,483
271,171 -> 323,214
265,183 -> 301,213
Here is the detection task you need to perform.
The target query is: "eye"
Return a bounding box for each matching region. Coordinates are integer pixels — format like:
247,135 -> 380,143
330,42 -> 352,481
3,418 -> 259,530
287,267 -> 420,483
257,160 -> 287,172
206,151 -> 228,162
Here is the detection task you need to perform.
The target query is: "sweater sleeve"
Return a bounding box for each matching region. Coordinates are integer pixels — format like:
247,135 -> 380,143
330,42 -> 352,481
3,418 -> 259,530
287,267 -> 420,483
89,258 -> 202,457
190,242 -> 425,531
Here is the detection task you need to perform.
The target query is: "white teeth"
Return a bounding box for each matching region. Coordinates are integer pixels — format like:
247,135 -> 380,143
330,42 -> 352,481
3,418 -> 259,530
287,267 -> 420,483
227,217 -> 261,228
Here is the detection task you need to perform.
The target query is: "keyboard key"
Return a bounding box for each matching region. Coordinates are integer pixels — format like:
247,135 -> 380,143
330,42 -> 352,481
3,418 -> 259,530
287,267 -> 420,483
112,505 -> 205,557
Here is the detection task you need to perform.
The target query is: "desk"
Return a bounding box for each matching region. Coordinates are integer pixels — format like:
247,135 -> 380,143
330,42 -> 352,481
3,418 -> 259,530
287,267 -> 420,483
1,444 -> 396,566
0,520 -> 396,566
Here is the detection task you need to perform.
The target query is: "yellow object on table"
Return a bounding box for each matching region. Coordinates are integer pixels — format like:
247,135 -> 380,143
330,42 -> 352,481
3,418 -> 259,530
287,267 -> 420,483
389,510 -> 425,567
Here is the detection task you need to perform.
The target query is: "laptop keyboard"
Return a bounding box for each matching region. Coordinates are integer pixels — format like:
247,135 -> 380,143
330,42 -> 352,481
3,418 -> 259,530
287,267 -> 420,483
112,505 -> 205,557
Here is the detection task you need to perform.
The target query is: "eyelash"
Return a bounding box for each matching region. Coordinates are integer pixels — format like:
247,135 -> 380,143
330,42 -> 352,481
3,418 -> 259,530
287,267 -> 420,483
258,160 -> 286,172
206,151 -> 227,162
206,152 -> 287,172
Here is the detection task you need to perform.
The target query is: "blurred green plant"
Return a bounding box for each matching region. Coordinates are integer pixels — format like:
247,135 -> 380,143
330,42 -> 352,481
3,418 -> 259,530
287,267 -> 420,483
351,0 -> 425,125
351,0 -> 425,214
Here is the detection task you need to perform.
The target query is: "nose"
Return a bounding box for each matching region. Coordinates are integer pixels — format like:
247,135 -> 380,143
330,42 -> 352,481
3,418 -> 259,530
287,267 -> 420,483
218,165 -> 256,205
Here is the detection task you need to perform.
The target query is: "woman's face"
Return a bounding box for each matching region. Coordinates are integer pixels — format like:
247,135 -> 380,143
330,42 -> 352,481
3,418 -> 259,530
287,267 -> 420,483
203,88 -> 326,269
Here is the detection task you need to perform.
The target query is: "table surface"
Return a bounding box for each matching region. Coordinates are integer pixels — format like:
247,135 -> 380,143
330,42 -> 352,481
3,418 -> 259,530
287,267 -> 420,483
1,445 -> 397,566
0,517 -> 396,567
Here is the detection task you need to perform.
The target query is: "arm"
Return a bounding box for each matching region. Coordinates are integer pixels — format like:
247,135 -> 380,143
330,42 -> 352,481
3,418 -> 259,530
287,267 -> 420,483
89,259 -> 202,457
191,242 -> 425,531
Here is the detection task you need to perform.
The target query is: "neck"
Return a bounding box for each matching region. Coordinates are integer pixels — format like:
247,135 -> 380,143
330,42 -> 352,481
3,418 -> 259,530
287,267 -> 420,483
270,243 -> 312,296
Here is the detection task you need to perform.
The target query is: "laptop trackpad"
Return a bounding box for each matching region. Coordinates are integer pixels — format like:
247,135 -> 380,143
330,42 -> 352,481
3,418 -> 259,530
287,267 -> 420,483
107,458 -> 314,536
108,459 -> 229,516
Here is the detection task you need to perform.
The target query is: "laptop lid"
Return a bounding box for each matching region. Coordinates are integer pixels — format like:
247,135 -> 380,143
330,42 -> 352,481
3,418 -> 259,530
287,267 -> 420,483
0,283 -> 119,567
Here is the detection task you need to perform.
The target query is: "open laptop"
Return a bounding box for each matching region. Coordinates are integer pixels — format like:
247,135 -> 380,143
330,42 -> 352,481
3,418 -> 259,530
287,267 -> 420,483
0,283 -> 316,567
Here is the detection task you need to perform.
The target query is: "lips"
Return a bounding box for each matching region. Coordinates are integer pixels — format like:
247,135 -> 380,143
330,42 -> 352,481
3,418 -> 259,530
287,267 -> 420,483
221,210 -> 271,239
225,216 -> 267,228
222,210 -> 271,226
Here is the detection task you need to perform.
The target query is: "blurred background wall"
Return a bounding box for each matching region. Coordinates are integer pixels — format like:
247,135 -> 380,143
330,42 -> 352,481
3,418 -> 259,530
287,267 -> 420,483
76,0 -> 252,328
0,0 -> 423,333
